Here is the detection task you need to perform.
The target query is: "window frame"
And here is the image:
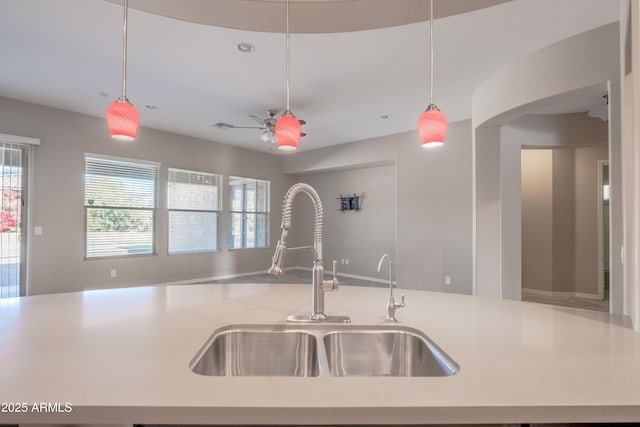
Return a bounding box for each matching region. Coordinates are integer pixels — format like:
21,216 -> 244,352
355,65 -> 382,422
228,176 -> 270,250
167,167 -> 222,255
83,153 -> 159,260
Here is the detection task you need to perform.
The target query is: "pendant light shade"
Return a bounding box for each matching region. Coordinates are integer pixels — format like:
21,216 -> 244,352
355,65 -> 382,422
275,111 -> 301,150
107,0 -> 139,141
275,0 -> 301,151
107,97 -> 140,141
418,0 -> 446,147
418,104 -> 446,147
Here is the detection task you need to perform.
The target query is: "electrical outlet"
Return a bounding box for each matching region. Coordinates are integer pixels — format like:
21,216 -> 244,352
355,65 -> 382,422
110,269 -> 117,279
444,276 -> 452,286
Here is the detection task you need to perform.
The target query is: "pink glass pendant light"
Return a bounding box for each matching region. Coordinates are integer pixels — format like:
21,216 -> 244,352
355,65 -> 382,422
275,0 -> 302,150
107,0 -> 139,141
275,111 -> 301,150
107,98 -> 139,140
418,0 -> 447,147
418,105 -> 446,147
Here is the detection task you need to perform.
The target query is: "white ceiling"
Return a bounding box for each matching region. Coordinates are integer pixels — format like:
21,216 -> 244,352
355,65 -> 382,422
0,0 -> 620,154
101,0 -> 511,33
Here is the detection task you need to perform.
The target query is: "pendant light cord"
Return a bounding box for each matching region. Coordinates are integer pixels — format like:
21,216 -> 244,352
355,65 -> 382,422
429,0 -> 434,105
285,0 -> 291,111
121,0 -> 129,99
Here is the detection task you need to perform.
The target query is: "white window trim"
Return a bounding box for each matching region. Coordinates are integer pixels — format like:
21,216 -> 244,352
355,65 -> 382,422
84,152 -> 159,168
228,176 -> 270,250
0,133 -> 40,146
84,153 -> 159,259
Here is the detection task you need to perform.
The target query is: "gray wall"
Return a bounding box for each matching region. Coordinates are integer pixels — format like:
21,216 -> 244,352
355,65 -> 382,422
552,148 -> 576,293
521,149 -> 553,292
287,163 -> 397,283
282,120 -> 473,294
0,96 -> 292,295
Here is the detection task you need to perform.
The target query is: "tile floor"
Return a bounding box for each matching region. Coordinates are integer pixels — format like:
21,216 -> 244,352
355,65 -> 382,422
521,292 -> 609,312
207,269 -> 386,288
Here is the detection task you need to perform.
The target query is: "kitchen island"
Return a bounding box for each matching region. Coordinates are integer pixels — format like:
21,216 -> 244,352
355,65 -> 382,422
0,283 -> 639,425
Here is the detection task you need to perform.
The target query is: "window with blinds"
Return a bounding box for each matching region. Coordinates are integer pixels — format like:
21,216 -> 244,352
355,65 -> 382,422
84,154 -> 158,258
168,168 -> 221,254
228,176 -> 270,249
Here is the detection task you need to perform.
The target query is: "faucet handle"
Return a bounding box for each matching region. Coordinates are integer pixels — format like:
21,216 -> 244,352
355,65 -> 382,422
323,260 -> 340,291
385,293 -> 405,322
397,293 -> 405,308
331,259 -> 340,290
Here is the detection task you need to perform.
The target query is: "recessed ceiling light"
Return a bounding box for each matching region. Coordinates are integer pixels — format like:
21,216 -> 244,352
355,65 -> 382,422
145,104 -> 158,110
236,42 -> 255,53
380,114 -> 391,120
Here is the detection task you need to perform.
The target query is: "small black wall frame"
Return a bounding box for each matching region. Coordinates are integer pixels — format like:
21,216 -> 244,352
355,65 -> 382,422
338,194 -> 361,212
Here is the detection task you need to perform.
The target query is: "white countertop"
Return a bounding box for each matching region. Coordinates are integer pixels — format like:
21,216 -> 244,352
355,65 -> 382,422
0,283 -> 639,425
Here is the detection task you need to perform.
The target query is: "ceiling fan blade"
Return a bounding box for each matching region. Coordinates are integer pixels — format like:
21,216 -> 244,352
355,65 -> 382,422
249,114 -> 265,125
214,122 -> 236,129
214,122 -> 264,130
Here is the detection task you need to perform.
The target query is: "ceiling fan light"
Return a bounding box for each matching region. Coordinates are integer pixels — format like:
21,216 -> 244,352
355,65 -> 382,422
261,129 -> 276,144
107,98 -> 140,141
275,112 -> 301,151
418,105 -> 447,147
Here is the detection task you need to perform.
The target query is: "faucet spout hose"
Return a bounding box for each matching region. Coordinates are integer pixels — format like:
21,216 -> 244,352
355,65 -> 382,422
281,183 -> 324,262
377,253 -> 394,298
273,182 -> 347,322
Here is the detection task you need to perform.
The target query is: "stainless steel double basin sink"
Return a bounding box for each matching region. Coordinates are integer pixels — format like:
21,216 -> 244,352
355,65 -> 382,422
190,324 -> 459,377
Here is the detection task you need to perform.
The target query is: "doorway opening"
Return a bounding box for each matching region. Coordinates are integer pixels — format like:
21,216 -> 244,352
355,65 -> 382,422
521,146 -> 609,312
598,161 -> 610,305
0,141 -> 30,298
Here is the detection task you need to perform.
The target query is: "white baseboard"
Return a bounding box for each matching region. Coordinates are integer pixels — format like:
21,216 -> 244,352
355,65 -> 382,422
157,269 -> 271,287
289,266 -> 394,285
153,266 -> 392,288
522,287 -> 602,300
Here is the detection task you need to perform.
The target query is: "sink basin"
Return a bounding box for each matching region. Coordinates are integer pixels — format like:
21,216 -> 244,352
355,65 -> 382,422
323,329 -> 458,377
191,326 -> 320,377
190,324 -> 459,377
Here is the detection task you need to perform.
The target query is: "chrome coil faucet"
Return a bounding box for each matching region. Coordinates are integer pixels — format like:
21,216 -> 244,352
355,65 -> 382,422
269,183 -> 350,323
377,254 -> 405,322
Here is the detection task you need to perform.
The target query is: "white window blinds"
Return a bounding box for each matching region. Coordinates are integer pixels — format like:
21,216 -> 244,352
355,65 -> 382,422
168,168 -> 221,254
228,176 -> 270,249
84,155 -> 158,258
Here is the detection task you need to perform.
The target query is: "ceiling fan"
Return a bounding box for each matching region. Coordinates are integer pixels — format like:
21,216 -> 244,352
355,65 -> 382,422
215,109 -> 306,144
